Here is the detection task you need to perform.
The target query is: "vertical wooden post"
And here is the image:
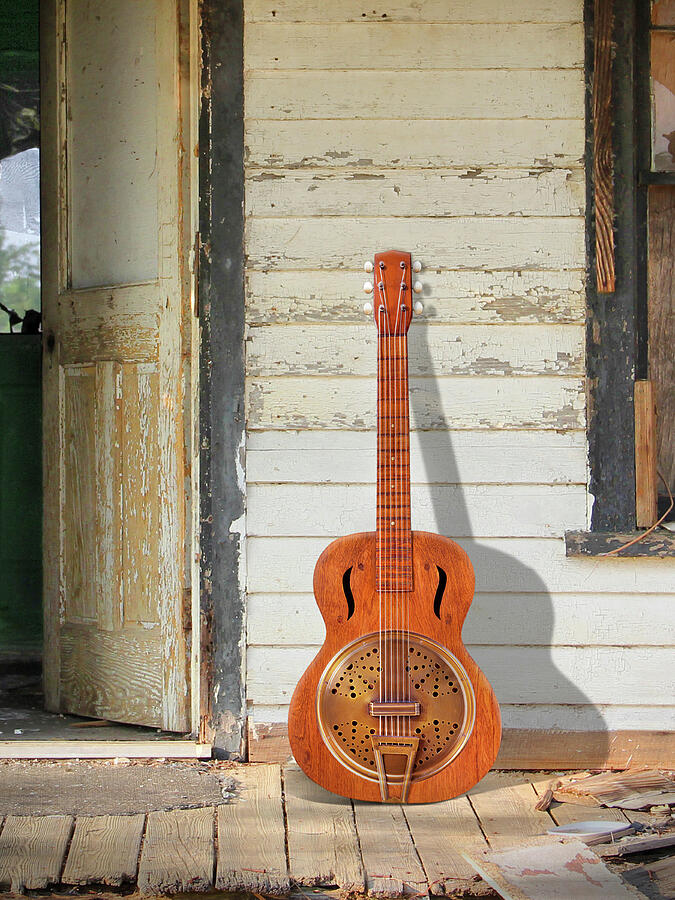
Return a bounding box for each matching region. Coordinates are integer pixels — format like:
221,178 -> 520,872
634,380 -> 658,527
593,0 -> 616,292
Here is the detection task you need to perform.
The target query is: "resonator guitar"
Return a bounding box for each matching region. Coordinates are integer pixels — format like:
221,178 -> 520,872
288,250 -> 501,803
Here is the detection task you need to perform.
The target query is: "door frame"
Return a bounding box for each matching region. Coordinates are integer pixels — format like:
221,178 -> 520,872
197,0 -> 247,758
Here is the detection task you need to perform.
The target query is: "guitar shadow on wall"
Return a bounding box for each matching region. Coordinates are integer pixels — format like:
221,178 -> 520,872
407,316 -> 609,774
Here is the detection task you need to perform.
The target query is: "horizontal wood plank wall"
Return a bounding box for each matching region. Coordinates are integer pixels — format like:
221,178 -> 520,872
243,0 -> 675,764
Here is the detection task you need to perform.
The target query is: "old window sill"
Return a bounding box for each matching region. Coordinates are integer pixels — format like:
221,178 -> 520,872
565,530 -> 675,558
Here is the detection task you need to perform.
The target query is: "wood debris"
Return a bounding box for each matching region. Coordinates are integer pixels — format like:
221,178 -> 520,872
554,767 -> 675,810
599,831 -> 675,858
463,837 -> 640,899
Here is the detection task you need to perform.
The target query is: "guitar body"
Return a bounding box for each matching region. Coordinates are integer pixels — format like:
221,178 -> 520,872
287,249 -> 501,803
288,531 -> 501,803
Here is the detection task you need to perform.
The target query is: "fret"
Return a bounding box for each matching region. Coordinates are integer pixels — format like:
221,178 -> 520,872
376,318 -> 412,594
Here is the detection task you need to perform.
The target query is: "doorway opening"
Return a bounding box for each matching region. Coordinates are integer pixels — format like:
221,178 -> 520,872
0,0 -> 201,750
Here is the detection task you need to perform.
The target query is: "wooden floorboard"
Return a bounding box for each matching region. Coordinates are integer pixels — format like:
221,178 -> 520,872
0,766 -> 652,896
468,773 -> 554,850
353,801 -> 428,897
137,806 -> 215,894
61,813 -> 145,886
0,814 -> 72,891
283,764 -> 365,892
216,763 -> 290,895
403,795 -> 491,896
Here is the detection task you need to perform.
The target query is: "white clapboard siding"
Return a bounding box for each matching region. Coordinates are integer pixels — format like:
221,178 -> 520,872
246,484 -> 587,537
245,71 -> 584,120
245,169 -> 585,218
246,324 -> 584,377
246,24 -> 584,70
245,120 -> 585,170
246,376 -> 585,431
246,538 -> 668,595
249,703 -> 675,733
246,431 -> 588,485
245,0 -> 583,24
246,645 -> 675,706
246,218 -> 585,271
247,593 -> 675,648
245,270 -> 586,325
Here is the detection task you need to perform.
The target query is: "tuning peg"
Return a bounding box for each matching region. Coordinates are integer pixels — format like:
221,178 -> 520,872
363,281 -> 374,294
414,301 -> 424,315
363,301 -> 373,314
363,261 -> 374,273
413,281 -> 423,294
413,260 -> 422,273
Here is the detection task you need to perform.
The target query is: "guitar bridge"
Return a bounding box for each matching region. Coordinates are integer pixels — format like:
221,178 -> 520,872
368,700 -> 421,717
370,734 -> 419,803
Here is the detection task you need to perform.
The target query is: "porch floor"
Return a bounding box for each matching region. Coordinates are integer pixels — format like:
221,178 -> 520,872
0,762 -> 656,897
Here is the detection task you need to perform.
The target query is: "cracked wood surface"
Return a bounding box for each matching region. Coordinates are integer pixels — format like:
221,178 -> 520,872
0,764 -> 655,897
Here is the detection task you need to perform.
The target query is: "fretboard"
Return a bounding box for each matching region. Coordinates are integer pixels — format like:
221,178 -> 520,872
376,333 -> 412,592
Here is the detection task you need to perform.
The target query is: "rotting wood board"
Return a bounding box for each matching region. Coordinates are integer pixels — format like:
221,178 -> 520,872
137,807 -> 214,894
283,764 -> 364,892
0,815 -> 72,892
353,801 -> 428,897
62,814 -> 144,886
468,774 -> 553,850
215,764 -> 290,895
403,795 -> 490,895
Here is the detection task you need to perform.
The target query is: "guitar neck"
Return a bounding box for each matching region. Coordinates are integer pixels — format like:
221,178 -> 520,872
376,331 -> 412,592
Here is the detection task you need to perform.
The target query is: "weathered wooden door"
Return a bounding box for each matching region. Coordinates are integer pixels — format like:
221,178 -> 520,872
40,0 -> 200,731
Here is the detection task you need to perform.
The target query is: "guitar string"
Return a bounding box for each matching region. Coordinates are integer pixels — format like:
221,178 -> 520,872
378,263 -> 390,735
377,297 -> 383,720
393,265 -> 405,738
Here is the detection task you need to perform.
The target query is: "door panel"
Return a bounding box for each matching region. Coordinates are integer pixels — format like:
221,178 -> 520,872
41,0 -> 197,731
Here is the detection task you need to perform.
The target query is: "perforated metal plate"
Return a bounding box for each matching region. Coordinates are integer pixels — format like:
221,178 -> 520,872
316,631 -> 475,784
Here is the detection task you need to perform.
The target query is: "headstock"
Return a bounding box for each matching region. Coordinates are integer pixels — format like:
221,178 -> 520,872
363,250 -> 423,334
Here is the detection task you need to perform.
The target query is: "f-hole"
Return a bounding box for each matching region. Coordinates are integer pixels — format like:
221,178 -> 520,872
342,567 -> 355,620
433,566 -> 447,619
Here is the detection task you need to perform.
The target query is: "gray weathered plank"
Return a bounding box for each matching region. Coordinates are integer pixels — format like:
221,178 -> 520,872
283,764 -> 364,892
403,796 -> 490,895
62,813 -> 145,886
353,801 -> 427,896
246,216 -> 585,271
245,119 -> 585,171
137,807 -> 214,894
245,269 -> 586,326
245,168 -> 585,218
246,71 -> 583,120
245,0 -> 583,24
246,375 -> 586,432
216,764 -> 290,895
469,773 -> 553,849
246,23 -> 583,70
246,324 -> 584,378
0,815 -> 72,891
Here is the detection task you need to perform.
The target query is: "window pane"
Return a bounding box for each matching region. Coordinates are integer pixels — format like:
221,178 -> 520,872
0,148 -> 40,334
651,32 -> 675,171
652,0 -> 675,26
67,0 -> 158,289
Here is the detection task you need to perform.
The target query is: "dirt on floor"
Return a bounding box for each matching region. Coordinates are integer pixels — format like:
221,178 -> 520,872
0,758 -> 242,816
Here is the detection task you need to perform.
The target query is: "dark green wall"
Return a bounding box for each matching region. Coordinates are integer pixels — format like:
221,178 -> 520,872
0,336 -> 41,653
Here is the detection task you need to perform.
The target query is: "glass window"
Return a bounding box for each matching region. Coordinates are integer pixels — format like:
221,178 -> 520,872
0,147 -> 40,333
